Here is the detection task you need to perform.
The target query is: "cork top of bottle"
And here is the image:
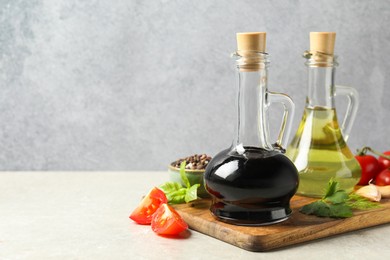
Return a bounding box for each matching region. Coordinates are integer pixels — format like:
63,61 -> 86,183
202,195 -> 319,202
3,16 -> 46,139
235,32 -> 267,72
236,32 -> 266,53
310,32 -> 336,55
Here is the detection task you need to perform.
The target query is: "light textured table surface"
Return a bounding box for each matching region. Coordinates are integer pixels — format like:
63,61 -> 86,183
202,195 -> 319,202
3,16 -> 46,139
1,171 -> 390,259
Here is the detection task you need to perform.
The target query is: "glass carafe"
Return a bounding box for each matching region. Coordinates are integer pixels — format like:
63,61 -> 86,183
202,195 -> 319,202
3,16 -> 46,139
286,32 -> 361,197
204,32 -> 299,226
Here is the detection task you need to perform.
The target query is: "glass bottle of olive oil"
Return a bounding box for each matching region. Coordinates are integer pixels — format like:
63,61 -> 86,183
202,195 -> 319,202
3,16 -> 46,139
286,32 -> 361,197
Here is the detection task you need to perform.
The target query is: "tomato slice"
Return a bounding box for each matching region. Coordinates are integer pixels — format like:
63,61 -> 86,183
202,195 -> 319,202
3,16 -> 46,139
151,203 -> 188,235
130,187 -> 168,225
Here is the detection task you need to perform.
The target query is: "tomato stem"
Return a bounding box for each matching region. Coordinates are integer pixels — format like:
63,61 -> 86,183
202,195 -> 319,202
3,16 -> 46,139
357,146 -> 390,159
356,147 -> 369,156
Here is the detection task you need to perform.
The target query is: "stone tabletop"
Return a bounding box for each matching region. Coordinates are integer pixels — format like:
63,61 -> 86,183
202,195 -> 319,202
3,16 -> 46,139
1,171 -> 389,259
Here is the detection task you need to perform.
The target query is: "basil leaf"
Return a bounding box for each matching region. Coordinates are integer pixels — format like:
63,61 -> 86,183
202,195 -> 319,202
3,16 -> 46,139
184,184 -> 200,203
159,161 -> 201,204
169,194 -> 186,204
166,188 -> 187,204
180,161 -> 191,188
160,182 -> 182,194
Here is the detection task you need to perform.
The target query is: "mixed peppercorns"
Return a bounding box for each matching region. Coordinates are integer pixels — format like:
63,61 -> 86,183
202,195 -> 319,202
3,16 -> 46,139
171,154 -> 212,170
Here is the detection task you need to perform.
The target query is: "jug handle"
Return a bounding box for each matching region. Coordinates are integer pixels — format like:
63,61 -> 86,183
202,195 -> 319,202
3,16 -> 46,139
335,85 -> 359,142
267,92 -> 295,149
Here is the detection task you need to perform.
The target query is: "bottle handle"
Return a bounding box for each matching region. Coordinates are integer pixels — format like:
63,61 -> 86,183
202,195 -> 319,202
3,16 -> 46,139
267,92 -> 295,149
335,85 -> 359,141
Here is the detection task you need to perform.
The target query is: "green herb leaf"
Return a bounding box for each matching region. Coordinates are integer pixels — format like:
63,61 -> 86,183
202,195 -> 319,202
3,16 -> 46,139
347,194 -> 381,210
185,184 -> 200,203
159,182 -> 187,204
328,204 -> 353,218
300,179 -> 380,219
300,201 -> 330,216
159,161 -> 200,204
180,161 -> 191,188
325,190 -> 349,204
168,189 -> 187,204
160,182 -> 182,194
323,178 -> 339,199
300,199 -> 353,218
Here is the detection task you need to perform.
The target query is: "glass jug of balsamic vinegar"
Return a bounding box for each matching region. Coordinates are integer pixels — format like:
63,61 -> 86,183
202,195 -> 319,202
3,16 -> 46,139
204,32 -> 299,226
286,32 -> 361,197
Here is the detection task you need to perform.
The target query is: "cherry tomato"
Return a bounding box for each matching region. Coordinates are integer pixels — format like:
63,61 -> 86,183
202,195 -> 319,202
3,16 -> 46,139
151,203 -> 188,235
355,154 -> 380,185
378,151 -> 390,172
375,168 -> 390,186
130,187 -> 168,225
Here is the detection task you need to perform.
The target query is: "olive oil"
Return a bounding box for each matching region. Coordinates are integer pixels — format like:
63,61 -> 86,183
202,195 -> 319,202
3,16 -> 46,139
287,32 -> 361,197
286,107 -> 361,197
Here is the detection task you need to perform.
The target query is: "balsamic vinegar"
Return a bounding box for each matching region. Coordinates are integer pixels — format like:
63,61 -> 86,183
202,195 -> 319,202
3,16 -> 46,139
205,147 -> 298,225
204,32 -> 298,225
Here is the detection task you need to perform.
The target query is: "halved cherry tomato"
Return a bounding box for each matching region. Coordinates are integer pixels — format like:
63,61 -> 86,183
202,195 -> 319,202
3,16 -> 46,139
378,151 -> 390,172
375,168 -> 390,186
151,203 -> 188,235
355,154 -> 380,185
130,187 -> 168,225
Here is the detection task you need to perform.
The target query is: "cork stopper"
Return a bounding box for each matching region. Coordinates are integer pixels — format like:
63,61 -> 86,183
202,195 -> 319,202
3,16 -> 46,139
310,32 -> 336,55
236,32 -> 266,53
236,32 -> 266,72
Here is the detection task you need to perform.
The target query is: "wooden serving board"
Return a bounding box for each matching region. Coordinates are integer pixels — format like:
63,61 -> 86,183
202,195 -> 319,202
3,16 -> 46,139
173,196 -> 390,251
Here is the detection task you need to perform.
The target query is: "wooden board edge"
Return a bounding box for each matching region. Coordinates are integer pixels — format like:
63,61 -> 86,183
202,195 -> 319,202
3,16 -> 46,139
249,207 -> 390,251
175,198 -> 390,252
179,210 -> 259,251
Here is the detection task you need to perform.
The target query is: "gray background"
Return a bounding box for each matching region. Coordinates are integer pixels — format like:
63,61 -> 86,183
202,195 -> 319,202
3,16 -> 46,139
0,0 -> 389,170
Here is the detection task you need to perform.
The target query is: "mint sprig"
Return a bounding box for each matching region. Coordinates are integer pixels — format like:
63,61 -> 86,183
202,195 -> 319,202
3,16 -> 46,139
160,161 -> 200,204
300,178 -> 380,218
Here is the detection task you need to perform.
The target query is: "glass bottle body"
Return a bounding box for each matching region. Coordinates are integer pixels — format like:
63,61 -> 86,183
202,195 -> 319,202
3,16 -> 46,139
286,55 -> 361,197
204,52 -> 299,225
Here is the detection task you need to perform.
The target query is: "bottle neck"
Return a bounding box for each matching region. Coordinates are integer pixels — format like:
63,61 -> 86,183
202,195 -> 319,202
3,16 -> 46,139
305,54 -> 338,109
232,67 -> 273,153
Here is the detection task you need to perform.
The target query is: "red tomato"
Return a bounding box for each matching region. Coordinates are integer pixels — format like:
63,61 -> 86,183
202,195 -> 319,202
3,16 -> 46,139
375,169 -> 390,186
151,203 -> 188,235
355,154 -> 380,185
378,151 -> 390,172
130,187 -> 168,225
